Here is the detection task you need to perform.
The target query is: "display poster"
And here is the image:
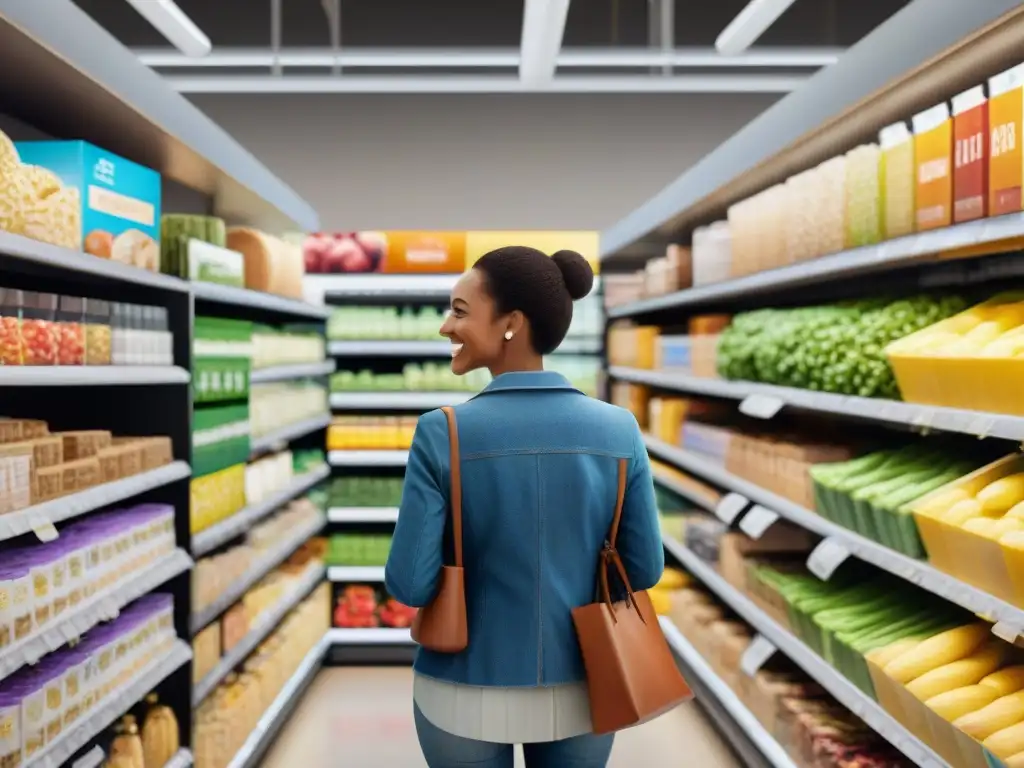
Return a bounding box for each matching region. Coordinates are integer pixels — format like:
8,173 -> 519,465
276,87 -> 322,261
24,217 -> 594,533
465,231 -> 600,274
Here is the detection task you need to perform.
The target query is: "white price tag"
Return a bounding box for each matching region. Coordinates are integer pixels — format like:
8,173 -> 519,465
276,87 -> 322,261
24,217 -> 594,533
715,493 -> 749,525
28,512 -> 58,543
739,394 -> 784,420
72,746 -> 105,768
807,538 -> 851,581
992,621 -> 1023,645
740,635 -> 777,677
738,505 -> 779,540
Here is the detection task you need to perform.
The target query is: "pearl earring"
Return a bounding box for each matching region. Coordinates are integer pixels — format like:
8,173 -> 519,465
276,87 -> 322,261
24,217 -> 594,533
504,331 -> 514,341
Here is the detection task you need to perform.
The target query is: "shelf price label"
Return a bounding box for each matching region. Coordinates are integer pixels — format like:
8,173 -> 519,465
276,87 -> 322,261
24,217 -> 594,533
738,505 -> 779,540
28,513 -> 59,543
992,621 -> 1024,645
739,394 -> 784,420
715,493 -> 749,525
740,635 -> 777,677
967,413 -> 996,440
807,538 -> 851,581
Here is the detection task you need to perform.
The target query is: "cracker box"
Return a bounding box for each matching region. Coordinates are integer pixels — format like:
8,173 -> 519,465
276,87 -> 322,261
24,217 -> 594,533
14,140 -> 161,270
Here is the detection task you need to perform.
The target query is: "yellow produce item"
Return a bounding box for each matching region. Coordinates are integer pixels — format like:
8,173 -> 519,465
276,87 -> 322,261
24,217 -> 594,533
980,336 -> 1024,358
981,666 -> 1024,696
946,312 -> 985,334
109,716 -> 145,768
656,569 -> 690,591
984,720 -> 1024,760
884,623 -> 993,684
993,518 -> 1024,540
867,638 -> 922,667
917,487 -> 970,518
1005,753 -> 1024,768
925,684 -> 1000,721
141,694 -> 180,768
964,517 -> 1000,537
1007,502 -> 1024,521
649,589 -> 672,615
944,498 -> 985,525
954,690 -> 1024,740
964,321 -> 1006,346
905,642 -> 1007,700
978,474 -> 1024,515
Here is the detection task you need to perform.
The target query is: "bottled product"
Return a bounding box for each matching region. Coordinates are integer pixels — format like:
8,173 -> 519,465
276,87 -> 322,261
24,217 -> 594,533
141,693 -> 181,768
952,85 -> 989,223
913,102 -> 954,231
988,62 -> 1024,216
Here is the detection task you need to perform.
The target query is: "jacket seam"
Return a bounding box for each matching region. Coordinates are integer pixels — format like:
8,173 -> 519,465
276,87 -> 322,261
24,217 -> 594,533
535,453 -> 543,685
462,448 -> 632,461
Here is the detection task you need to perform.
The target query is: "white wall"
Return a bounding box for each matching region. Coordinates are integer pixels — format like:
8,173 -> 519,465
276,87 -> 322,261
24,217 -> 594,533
189,93 -> 778,232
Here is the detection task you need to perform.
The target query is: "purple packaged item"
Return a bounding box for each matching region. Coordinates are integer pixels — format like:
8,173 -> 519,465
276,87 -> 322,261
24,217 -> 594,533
0,560 -> 32,647
10,547 -> 54,630
7,666 -> 47,758
34,656 -> 67,743
0,687 -> 23,768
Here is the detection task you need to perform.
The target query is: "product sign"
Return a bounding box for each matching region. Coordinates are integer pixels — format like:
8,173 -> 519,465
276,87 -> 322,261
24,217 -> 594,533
465,231 -> 600,274
302,231 -> 466,274
953,93 -> 989,223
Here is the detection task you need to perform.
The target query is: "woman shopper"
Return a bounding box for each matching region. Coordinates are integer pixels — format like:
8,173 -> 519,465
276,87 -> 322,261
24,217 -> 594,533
384,246 -> 665,768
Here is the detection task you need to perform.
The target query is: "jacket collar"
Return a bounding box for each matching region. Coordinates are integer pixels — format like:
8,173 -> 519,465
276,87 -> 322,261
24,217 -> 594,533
474,370 -> 582,397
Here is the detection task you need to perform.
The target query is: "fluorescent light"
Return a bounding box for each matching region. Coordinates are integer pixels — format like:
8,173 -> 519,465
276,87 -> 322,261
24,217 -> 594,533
716,0 -> 798,56
520,0 -> 571,84
163,74 -> 805,94
125,0 -> 211,58
133,46 -> 842,70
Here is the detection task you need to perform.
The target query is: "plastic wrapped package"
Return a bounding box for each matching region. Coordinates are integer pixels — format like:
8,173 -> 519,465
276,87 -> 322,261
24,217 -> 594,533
785,170 -> 816,262
952,85 -> 988,223
913,101 -> 954,231
725,198 -> 753,276
692,222 -> 732,286
880,121 -> 916,239
988,62 -> 1024,217
845,144 -> 883,248
816,156 -> 848,256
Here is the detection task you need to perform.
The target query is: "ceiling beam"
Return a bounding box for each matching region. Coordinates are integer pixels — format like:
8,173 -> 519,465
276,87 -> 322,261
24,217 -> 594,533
520,0 -> 571,84
123,0 -> 210,57
716,0 -> 799,55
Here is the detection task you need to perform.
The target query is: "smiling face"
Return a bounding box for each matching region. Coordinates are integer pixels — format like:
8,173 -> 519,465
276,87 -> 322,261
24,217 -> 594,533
440,269 -> 526,376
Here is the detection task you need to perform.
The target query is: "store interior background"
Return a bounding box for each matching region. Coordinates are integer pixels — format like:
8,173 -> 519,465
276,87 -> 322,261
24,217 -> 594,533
77,0 -> 905,229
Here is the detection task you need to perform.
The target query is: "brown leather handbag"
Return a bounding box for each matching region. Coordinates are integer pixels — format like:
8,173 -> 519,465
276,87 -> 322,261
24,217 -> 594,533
410,406 -> 468,653
572,458 -> 693,734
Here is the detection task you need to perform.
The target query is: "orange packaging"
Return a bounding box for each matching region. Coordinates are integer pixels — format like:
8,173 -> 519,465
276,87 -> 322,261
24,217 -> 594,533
952,86 -> 988,223
988,63 -> 1024,216
382,231 -> 466,274
912,103 -> 954,231
879,122 -> 916,239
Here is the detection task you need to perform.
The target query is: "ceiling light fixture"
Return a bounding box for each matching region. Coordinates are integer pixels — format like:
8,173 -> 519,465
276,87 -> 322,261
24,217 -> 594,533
715,0 -> 798,56
125,0 -> 211,58
519,0 -> 571,84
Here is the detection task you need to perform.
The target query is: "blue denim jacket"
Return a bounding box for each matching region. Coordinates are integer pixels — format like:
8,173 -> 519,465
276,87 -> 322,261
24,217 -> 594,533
384,370 -> 664,688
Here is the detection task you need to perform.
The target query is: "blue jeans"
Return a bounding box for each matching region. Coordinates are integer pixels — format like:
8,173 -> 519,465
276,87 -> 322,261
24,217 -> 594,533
414,704 -> 614,768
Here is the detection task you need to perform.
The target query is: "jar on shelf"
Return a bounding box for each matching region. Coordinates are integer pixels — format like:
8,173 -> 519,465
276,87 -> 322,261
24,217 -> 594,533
0,289 -> 23,365
84,298 -> 111,365
153,306 -> 173,366
21,292 -> 58,366
56,295 -> 85,366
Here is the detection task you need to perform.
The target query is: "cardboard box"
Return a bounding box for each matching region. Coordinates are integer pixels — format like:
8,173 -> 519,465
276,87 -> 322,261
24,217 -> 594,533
15,140 -> 161,265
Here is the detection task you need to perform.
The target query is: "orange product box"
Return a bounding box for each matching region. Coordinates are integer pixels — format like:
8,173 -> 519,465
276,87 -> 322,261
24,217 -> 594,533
988,63 -> 1024,216
952,85 -> 988,223
912,103 -> 954,231
382,231 -> 467,274
879,122 -> 916,239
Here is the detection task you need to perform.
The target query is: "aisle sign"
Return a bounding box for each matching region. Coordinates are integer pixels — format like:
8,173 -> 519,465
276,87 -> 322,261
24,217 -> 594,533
715,492 -> 749,524
739,394 -> 784,420
740,635 -> 777,677
807,538 -> 851,581
739,505 -> 780,540
465,231 -> 600,274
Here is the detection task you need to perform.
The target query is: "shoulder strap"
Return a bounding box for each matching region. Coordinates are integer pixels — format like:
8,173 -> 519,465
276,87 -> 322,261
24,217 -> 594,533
598,458 -> 645,623
608,458 -> 627,548
440,406 -> 463,568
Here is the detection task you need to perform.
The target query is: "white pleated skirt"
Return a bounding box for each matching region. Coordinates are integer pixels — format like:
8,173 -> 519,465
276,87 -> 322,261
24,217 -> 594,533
413,672 -> 594,744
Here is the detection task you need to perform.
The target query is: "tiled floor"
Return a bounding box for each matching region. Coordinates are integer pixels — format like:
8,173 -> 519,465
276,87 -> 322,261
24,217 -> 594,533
263,667 -> 742,768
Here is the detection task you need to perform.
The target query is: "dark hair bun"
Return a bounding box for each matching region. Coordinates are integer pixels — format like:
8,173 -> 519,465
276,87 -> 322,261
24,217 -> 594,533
551,250 -> 594,300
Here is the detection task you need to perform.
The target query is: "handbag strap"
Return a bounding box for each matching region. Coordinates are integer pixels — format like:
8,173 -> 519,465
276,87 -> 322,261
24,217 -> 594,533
440,406 -> 463,568
598,458 -> 645,624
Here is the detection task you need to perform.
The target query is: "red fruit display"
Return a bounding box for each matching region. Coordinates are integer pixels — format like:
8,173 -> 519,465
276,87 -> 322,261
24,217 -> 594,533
332,584 -> 418,629
378,598 -> 417,629
302,231 -> 388,274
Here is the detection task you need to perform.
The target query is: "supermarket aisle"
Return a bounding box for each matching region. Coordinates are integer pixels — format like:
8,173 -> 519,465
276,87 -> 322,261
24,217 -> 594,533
264,666 -> 741,768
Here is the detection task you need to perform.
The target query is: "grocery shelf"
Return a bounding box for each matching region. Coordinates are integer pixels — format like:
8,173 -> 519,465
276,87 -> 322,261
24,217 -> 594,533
606,212 -> 1024,317
71,746 -> 104,768
554,337 -> 603,354
328,340 -> 453,357
599,0 -> 1024,260
613,367 -> 1024,442
249,414 -> 332,456
0,461 -> 192,542
192,563 -> 325,706
192,281 -> 331,320
162,750 -> 194,768
327,507 -> 400,524
26,640 -> 192,768
328,450 -> 409,467
662,536 -> 948,767
328,566 -> 386,582
652,469 -> 722,510
249,361 -> 337,384
190,512 -> 326,635
659,618 -> 799,768
0,231 -> 188,292
0,548 -> 192,682
304,273 -> 459,300
192,464 -> 331,557
646,434 -> 1024,637
326,627 -> 413,645
0,366 -> 191,387
329,391 -> 473,410
0,1 -> 318,233
225,637 -> 328,768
